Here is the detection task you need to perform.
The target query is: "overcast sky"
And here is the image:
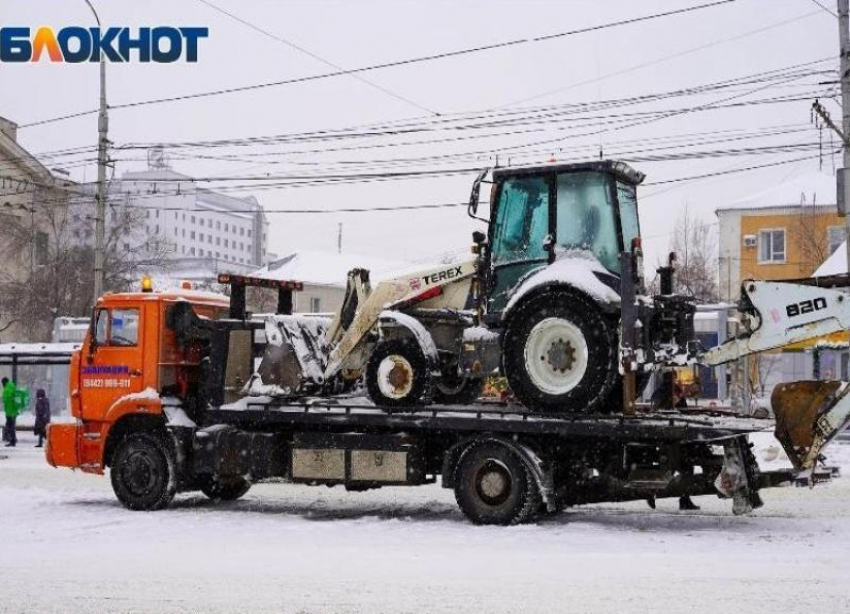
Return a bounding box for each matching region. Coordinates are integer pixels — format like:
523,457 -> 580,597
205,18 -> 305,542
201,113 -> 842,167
0,0 -> 841,274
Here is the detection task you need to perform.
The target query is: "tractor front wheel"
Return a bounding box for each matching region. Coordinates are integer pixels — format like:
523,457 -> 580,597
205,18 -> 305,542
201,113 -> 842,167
366,338 -> 434,407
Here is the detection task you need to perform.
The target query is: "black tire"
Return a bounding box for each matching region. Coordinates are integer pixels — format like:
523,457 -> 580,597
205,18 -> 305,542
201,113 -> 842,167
454,442 -> 541,525
200,476 -> 252,501
110,433 -> 176,511
434,369 -> 485,405
502,290 -> 617,413
366,338 -> 433,407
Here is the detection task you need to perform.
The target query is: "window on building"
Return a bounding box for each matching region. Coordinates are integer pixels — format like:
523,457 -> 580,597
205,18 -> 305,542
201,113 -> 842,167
225,223 -> 229,232
208,235 -> 212,243
828,226 -> 845,256
759,229 -> 786,263
215,251 -> 220,258
191,215 -> 196,224
216,237 -> 220,246
155,225 -> 159,234
240,227 -> 245,236
182,213 -> 186,222
200,232 -> 204,242
247,229 -> 252,237
191,231 -> 196,240
182,229 -> 186,238
310,297 -> 322,313
224,239 -> 228,247
190,247 -> 195,255
216,221 -> 221,230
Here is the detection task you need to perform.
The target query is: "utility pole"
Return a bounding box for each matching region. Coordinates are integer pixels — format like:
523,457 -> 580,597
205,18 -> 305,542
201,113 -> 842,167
840,0 -> 850,274
85,0 -> 108,305
337,222 -> 343,254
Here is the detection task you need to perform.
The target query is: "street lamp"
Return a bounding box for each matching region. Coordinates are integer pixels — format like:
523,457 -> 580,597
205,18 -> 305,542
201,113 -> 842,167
83,0 -> 108,305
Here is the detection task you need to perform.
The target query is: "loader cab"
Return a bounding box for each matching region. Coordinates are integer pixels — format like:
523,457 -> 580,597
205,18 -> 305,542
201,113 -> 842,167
481,160 -> 644,316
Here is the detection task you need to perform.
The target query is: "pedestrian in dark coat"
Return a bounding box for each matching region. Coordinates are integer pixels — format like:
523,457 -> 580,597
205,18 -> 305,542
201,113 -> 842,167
34,388 -> 50,448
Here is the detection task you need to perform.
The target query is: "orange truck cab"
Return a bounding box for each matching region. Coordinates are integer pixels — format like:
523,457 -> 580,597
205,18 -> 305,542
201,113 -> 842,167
47,285 -> 229,476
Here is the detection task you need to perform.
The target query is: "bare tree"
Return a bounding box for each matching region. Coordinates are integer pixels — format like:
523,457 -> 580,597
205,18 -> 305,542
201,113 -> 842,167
0,191 -> 173,341
656,206 -> 720,303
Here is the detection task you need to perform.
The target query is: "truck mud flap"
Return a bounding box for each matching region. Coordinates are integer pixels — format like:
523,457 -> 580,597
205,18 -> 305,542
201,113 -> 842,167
772,380 -> 850,473
715,436 -> 763,515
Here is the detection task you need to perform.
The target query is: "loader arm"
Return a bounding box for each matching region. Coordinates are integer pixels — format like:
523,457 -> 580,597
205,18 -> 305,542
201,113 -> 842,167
702,277 -> 850,366
699,274 -> 850,472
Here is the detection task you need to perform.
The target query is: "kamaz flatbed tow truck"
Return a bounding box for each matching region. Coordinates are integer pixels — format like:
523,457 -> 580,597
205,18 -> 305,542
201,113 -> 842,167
44,271 -> 850,525
45,160 -> 850,524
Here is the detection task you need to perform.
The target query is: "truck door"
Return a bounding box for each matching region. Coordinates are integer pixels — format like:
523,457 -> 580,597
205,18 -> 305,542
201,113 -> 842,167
79,306 -> 146,421
487,175 -> 552,314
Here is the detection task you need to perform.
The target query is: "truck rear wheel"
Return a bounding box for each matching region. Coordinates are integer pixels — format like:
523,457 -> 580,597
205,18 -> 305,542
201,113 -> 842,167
110,433 -> 176,511
200,476 -> 252,501
503,291 -> 617,413
454,442 -> 541,525
366,338 -> 433,407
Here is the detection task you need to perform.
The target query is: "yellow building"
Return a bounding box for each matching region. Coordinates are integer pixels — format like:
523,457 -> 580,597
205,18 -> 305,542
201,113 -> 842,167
716,204 -> 844,303
716,202 -> 849,390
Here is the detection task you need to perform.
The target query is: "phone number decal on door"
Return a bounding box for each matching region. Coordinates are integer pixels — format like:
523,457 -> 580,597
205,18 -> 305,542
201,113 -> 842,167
83,378 -> 131,389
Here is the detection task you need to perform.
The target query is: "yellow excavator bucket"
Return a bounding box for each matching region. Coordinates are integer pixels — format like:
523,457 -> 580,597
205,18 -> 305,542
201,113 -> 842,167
772,380 -> 850,472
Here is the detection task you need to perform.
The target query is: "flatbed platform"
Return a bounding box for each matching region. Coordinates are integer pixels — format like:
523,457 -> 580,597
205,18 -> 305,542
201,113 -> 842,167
206,398 -> 773,443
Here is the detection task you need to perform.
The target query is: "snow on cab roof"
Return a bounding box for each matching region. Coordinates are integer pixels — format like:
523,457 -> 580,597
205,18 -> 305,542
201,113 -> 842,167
251,250 -> 408,287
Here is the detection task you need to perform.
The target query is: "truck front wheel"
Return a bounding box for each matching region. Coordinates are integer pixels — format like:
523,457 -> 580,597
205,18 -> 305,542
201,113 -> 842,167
454,442 -> 541,525
110,433 -> 177,511
503,291 -> 617,413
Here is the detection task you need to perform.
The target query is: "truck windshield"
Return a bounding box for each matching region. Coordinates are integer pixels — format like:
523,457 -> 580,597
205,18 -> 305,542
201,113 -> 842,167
556,172 -> 620,273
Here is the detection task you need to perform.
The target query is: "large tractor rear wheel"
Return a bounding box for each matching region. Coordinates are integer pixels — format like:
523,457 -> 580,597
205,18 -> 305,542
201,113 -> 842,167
503,291 -> 617,413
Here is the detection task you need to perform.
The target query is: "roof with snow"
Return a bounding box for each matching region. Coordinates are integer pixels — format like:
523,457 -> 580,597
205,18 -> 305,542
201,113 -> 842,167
716,171 -> 837,213
251,250 -> 408,287
816,241 -> 847,276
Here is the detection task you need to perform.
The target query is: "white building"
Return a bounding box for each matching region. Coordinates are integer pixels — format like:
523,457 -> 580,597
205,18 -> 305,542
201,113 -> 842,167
108,154 -> 270,269
251,250 -> 407,314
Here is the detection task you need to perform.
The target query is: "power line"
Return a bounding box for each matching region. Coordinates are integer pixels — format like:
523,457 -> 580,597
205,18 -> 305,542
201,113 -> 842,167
806,0 -> 838,18
195,0 -> 440,117
18,0 -> 737,129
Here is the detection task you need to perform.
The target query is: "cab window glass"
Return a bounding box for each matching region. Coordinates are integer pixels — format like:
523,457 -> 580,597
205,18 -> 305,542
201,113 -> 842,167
110,309 -> 140,347
94,309 -> 108,345
556,172 -> 620,273
491,176 -> 550,264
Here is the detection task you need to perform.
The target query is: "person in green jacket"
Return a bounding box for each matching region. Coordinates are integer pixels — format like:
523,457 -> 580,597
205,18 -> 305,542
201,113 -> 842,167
3,377 -> 18,447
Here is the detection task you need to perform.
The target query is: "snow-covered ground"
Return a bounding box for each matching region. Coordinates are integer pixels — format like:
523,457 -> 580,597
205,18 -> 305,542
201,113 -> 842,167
1,432 -> 849,614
